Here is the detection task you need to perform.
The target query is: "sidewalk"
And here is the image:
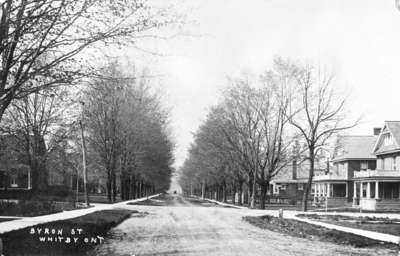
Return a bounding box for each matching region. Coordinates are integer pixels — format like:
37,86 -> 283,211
201,197 -> 247,209
288,214 -> 400,244
0,194 -> 160,235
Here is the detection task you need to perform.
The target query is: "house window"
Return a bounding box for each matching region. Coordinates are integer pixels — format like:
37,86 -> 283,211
383,133 -> 393,146
10,175 -> 18,188
360,162 -> 367,170
273,184 -> 280,194
382,157 -> 398,171
337,163 -> 346,176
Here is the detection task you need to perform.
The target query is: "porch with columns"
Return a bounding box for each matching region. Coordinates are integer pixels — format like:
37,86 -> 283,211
313,181 -> 350,208
354,180 -> 400,210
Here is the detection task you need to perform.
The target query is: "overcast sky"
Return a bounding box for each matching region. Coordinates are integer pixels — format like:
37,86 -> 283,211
131,0 -> 400,176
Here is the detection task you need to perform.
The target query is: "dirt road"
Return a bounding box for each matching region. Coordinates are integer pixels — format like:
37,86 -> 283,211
90,195 -> 397,256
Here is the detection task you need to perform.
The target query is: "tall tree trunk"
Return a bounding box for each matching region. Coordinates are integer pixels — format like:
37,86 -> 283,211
260,183 -> 269,210
222,182 -> 227,203
201,182 -> 205,199
137,180 -> 141,198
107,171 -> 112,201
128,175 -> 132,199
302,149 -> 315,211
138,180 -> 141,198
120,174 -> 125,200
246,186 -> 250,205
238,180 -> 243,205
232,183 -> 236,205
112,172 -> 117,202
248,174 -> 253,207
250,167 -> 258,209
132,180 -> 136,199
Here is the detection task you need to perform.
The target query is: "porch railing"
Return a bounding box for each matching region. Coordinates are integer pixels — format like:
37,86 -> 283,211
313,173 -> 347,181
354,169 -> 400,178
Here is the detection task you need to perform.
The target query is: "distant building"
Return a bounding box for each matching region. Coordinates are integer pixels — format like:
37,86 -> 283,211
0,135 -> 32,194
0,134 -> 75,198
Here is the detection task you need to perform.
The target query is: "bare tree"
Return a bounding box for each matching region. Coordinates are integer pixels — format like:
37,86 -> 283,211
83,64 -> 124,202
0,0 -> 175,122
288,64 -> 359,211
84,61 -> 173,202
255,62 -> 296,209
180,73 -> 294,209
218,83 -> 264,208
179,107 -> 248,204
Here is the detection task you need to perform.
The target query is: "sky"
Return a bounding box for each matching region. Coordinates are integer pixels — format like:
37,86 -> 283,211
127,0 -> 400,182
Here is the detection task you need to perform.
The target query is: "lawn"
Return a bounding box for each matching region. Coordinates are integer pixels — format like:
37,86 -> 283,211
297,214 -> 400,236
0,209 -> 136,255
243,215 -> 397,249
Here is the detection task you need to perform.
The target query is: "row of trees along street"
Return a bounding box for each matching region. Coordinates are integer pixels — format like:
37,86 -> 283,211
0,0 -> 177,202
83,62 -> 174,202
179,58 -> 359,211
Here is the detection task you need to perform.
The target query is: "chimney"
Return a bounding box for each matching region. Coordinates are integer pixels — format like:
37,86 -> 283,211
292,160 -> 297,180
373,128 -> 382,136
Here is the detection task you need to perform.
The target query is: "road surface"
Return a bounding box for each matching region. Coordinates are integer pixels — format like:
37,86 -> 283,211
90,194 -> 397,256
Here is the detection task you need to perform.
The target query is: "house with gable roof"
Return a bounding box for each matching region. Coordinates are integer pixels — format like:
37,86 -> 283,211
271,158 -> 326,204
313,134 -> 377,208
354,121 -> 400,210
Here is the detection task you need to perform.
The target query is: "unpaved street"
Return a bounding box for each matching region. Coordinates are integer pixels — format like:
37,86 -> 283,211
90,195 -> 397,256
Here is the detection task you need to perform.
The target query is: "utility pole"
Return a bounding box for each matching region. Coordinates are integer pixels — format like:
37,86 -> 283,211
79,101 -> 89,207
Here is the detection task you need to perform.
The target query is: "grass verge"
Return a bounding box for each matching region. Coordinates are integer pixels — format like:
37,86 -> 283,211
243,215 -> 398,249
0,209 -> 135,255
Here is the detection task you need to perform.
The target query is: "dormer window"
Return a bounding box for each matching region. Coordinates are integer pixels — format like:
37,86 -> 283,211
383,133 -> 393,146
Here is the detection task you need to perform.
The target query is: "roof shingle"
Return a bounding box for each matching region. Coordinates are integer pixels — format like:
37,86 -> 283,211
332,135 -> 376,162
